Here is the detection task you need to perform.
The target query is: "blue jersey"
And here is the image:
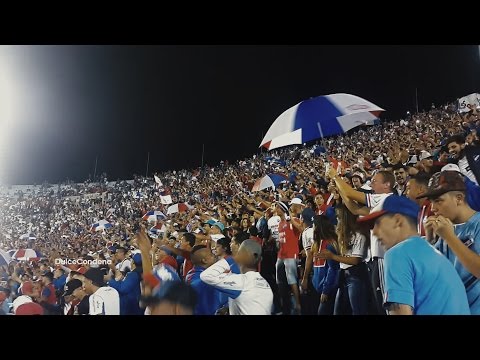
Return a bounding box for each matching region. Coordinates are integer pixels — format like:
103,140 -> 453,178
186,266 -> 223,315
216,256 -> 241,308
436,212 -> 480,314
385,236 -> 470,315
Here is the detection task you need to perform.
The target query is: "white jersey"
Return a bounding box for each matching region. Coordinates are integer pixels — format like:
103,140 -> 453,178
89,286 -> 120,315
116,258 -> 132,273
340,232 -> 367,270
364,192 -> 393,259
458,156 -> 478,185
200,258 -> 273,315
267,215 -> 281,242
301,227 -> 314,252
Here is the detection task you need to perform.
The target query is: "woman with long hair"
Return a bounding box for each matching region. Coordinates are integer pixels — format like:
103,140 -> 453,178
311,215 -> 340,315
240,218 -> 251,233
317,204 -> 369,315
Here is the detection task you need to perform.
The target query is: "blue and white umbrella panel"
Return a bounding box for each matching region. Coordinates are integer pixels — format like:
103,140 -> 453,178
261,93 -> 384,150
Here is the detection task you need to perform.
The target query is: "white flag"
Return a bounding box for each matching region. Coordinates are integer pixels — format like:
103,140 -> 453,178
458,93 -> 480,113
160,195 -> 173,205
154,175 -> 163,187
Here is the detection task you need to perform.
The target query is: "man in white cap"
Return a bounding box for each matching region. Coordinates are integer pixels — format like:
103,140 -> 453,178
288,196 -> 306,233
409,150 -> 444,177
350,171 -> 371,193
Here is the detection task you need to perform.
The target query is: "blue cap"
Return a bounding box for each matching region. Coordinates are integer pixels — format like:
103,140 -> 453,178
132,253 -> 142,265
204,219 -> 216,226
300,208 -> 315,226
212,222 -> 225,232
358,195 -> 420,228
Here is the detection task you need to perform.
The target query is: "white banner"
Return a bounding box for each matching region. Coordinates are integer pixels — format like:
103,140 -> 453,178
458,93 -> 480,113
160,195 -> 173,204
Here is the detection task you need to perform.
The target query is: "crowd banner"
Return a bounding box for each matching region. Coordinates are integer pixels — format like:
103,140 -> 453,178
458,93 -> 480,113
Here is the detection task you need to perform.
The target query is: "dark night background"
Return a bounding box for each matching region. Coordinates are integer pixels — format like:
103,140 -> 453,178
1,45 -> 479,185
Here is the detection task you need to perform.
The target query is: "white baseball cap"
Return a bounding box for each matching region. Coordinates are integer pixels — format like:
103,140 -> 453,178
419,151 -> 433,161
441,164 -> 461,172
288,197 -> 304,206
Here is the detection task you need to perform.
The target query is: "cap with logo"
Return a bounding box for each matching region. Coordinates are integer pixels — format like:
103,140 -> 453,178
357,195 -> 420,228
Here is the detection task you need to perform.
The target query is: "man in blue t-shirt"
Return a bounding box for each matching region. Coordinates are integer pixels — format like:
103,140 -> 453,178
185,246 -> 223,315
359,195 -> 470,315
421,170 -> 480,314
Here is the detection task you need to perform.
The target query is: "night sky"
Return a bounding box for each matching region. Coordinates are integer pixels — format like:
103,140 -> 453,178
1,45 -> 479,185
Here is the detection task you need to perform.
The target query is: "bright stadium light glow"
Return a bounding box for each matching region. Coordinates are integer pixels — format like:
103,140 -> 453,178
0,46 -> 21,185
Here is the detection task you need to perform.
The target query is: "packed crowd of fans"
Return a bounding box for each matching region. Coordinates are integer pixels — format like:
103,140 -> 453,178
1,101 -> 480,315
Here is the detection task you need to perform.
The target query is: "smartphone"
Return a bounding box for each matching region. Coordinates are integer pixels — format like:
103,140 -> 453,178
275,193 -> 280,202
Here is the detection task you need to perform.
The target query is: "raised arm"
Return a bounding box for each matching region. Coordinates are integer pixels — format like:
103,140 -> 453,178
342,197 -> 371,216
200,257 -> 244,298
327,167 -> 366,205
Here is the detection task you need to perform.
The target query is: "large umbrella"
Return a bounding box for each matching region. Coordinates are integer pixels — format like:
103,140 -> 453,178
252,173 -> 288,192
142,210 -> 167,223
260,93 -> 385,150
12,248 -> 42,261
0,249 -> 12,266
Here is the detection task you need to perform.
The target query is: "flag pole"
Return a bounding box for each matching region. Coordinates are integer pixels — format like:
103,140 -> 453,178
93,155 -> 98,182
146,152 -> 150,178
415,87 -> 419,114
317,122 -> 326,148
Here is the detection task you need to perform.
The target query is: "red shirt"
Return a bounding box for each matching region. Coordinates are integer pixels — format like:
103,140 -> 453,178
160,255 -> 178,271
322,193 -> 331,204
316,204 -> 331,215
277,219 -> 301,259
179,249 -> 193,278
